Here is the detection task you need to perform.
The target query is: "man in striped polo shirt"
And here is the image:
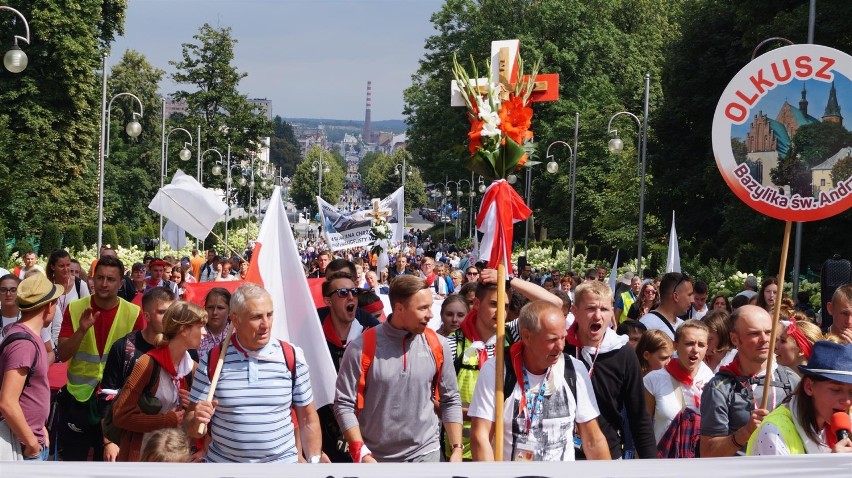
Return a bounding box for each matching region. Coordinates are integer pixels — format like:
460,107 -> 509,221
185,283 -> 323,463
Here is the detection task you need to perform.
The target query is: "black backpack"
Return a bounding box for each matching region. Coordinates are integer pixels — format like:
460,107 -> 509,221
502,346 -> 577,403
0,332 -> 41,389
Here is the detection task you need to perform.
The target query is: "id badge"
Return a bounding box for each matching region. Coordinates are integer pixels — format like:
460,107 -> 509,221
573,430 -> 582,450
513,434 -> 538,462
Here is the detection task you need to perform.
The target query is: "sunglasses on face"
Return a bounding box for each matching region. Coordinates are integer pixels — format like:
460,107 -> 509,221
466,271 -> 479,276
328,287 -> 362,298
673,274 -> 690,292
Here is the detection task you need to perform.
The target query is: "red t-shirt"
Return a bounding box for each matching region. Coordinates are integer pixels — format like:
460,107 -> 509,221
60,300 -> 145,355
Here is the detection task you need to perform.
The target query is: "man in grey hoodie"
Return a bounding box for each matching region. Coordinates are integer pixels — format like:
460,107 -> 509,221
334,275 -> 463,462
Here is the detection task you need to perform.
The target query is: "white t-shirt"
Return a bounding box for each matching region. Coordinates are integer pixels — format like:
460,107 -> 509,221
468,355 -> 599,461
639,311 -> 683,341
50,281 -> 90,347
643,362 -> 715,444
1,315 -> 52,344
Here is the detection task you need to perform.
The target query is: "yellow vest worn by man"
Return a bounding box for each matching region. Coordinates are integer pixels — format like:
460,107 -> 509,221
66,296 -> 140,402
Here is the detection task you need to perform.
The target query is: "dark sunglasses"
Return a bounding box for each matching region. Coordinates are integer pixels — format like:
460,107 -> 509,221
673,274 -> 690,293
328,287 -> 362,298
466,270 -> 479,276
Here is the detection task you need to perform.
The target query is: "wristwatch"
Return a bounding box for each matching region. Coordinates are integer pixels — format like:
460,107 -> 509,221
308,455 -> 321,463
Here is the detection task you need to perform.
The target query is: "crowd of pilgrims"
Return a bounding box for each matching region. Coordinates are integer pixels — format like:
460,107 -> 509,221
0,238 -> 850,463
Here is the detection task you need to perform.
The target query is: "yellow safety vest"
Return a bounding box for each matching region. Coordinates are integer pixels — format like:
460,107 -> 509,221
619,290 -> 636,323
66,296 -> 140,402
746,405 -> 806,455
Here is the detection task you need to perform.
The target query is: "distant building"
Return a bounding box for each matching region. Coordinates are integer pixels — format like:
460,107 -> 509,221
811,146 -> 852,194
249,98 -> 273,121
164,98 -> 188,118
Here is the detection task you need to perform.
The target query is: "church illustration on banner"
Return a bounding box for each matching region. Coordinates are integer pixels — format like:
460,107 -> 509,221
733,78 -> 850,198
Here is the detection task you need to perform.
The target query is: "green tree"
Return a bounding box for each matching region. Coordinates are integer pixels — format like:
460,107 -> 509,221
791,122 -> 852,168
269,116 -> 301,177
770,152 -> 811,197
170,23 -> 273,211
40,223 -> 61,255
289,147 -> 345,212
0,0 -> 127,237
362,150 -> 428,215
64,225 -> 84,251
830,155 -> 852,186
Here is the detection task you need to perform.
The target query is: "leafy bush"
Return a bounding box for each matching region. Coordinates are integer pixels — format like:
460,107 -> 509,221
64,225 -> 84,252
82,225 -> 98,249
12,239 -> 34,256
103,225 -> 119,250
116,224 -> 132,247
40,223 -> 62,255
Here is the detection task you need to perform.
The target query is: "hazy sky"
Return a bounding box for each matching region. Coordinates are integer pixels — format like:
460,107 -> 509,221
110,0 -> 445,121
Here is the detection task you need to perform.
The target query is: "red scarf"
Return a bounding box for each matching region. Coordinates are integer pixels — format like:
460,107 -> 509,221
459,309 -> 489,368
666,359 -> 695,387
424,272 -> 436,286
147,346 -> 178,378
322,316 -> 345,349
509,341 -> 533,412
718,356 -> 752,378
565,321 -> 583,348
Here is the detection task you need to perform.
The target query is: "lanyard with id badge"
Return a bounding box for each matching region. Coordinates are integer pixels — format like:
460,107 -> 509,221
513,366 -> 550,461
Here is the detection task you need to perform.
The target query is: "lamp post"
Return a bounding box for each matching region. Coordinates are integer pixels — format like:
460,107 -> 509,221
545,133 -> 579,271
457,179 -> 472,240
607,74 -> 650,273
311,154 -> 331,210
159,114 -> 193,256
211,144 -> 233,249
97,56 -> 143,252
0,5 -> 30,73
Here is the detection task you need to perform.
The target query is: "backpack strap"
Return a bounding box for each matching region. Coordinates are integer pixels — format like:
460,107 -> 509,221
0,332 -> 40,388
503,345 -> 517,398
502,348 -> 578,403
74,277 -> 82,299
207,342 -> 223,381
144,358 -> 161,394
563,352 -> 577,404
452,331 -> 467,373
280,340 -> 296,392
356,327 -> 377,415
423,328 -> 444,402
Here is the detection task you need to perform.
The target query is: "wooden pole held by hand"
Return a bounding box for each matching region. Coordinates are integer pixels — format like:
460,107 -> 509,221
197,322 -> 234,436
494,263 -> 507,461
761,220 -> 792,410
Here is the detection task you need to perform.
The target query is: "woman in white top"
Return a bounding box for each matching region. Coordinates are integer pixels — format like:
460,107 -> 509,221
46,249 -> 89,348
644,319 -> 715,444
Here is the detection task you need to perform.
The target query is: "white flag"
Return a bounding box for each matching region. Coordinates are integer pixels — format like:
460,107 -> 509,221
162,220 -> 186,250
385,186 -> 405,243
608,250 -> 620,293
148,169 -> 227,241
245,186 -> 337,407
666,211 -> 681,273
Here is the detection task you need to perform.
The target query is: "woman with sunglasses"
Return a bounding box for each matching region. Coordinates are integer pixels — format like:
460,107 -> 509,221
462,267 -> 480,285
628,283 -> 659,321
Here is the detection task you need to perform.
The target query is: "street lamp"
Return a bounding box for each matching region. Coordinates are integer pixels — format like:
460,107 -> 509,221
211,144 -> 234,247
607,74 -> 650,272
457,179 -> 472,240
311,155 -> 331,200
0,6 -> 30,73
545,115 -> 580,271
97,58 -> 143,252
160,120 -> 193,256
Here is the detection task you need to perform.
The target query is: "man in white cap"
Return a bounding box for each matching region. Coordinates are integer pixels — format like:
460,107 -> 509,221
0,273 -> 64,460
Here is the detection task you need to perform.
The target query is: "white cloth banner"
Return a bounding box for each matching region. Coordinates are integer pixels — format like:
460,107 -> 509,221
246,186 -> 337,407
317,187 -> 404,251
3,454 -> 850,476
162,219 -> 187,250
608,249 -> 619,293
148,169 -> 227,241
666,210 -> 681,273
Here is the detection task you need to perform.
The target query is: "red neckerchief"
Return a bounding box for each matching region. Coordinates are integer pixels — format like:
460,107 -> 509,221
666,359 -> 695,387
322,316 -> 345,349
566,321 -> 582,348
145,278 -> 162,289
719,356 -> 751,378
459,309 -> 488,368
147,346 -> 178,378
510,341 -> 527,409
424,272 -> 436,286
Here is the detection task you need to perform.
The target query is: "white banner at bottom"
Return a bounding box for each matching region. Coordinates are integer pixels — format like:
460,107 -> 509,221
3,454 -> 850,477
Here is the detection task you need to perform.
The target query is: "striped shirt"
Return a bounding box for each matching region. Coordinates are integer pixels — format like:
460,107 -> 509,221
190,338 -> 313,463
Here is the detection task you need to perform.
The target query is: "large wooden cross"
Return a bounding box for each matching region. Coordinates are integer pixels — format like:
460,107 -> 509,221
451,39 -> 559,106
365,197 -> 392,224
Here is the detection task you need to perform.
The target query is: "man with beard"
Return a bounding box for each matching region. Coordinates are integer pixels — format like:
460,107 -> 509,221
564,280 -> 657,459
316,272 -> 379,461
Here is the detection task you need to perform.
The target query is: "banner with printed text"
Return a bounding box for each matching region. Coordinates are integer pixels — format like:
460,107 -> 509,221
317,187 -> 404,251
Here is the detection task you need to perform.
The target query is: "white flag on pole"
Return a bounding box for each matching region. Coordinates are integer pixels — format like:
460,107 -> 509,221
245,186 -> 337,407
162,220 -> 187,250
148,169 -> 227,241
666,211 -> 681,273
608,249 -> 620,293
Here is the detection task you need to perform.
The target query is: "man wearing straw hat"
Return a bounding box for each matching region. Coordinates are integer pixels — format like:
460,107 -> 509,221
185,283 -> 323,463
0,273 -> 64,460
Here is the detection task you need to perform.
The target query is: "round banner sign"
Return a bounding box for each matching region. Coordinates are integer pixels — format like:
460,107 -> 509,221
712,44 -> 852,221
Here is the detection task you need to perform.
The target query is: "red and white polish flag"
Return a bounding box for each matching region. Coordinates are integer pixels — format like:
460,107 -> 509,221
475,179 -> 531,270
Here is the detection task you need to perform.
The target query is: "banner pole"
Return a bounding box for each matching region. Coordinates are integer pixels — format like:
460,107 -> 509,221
494,263 -> 507,460
761,220 -> 792,409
